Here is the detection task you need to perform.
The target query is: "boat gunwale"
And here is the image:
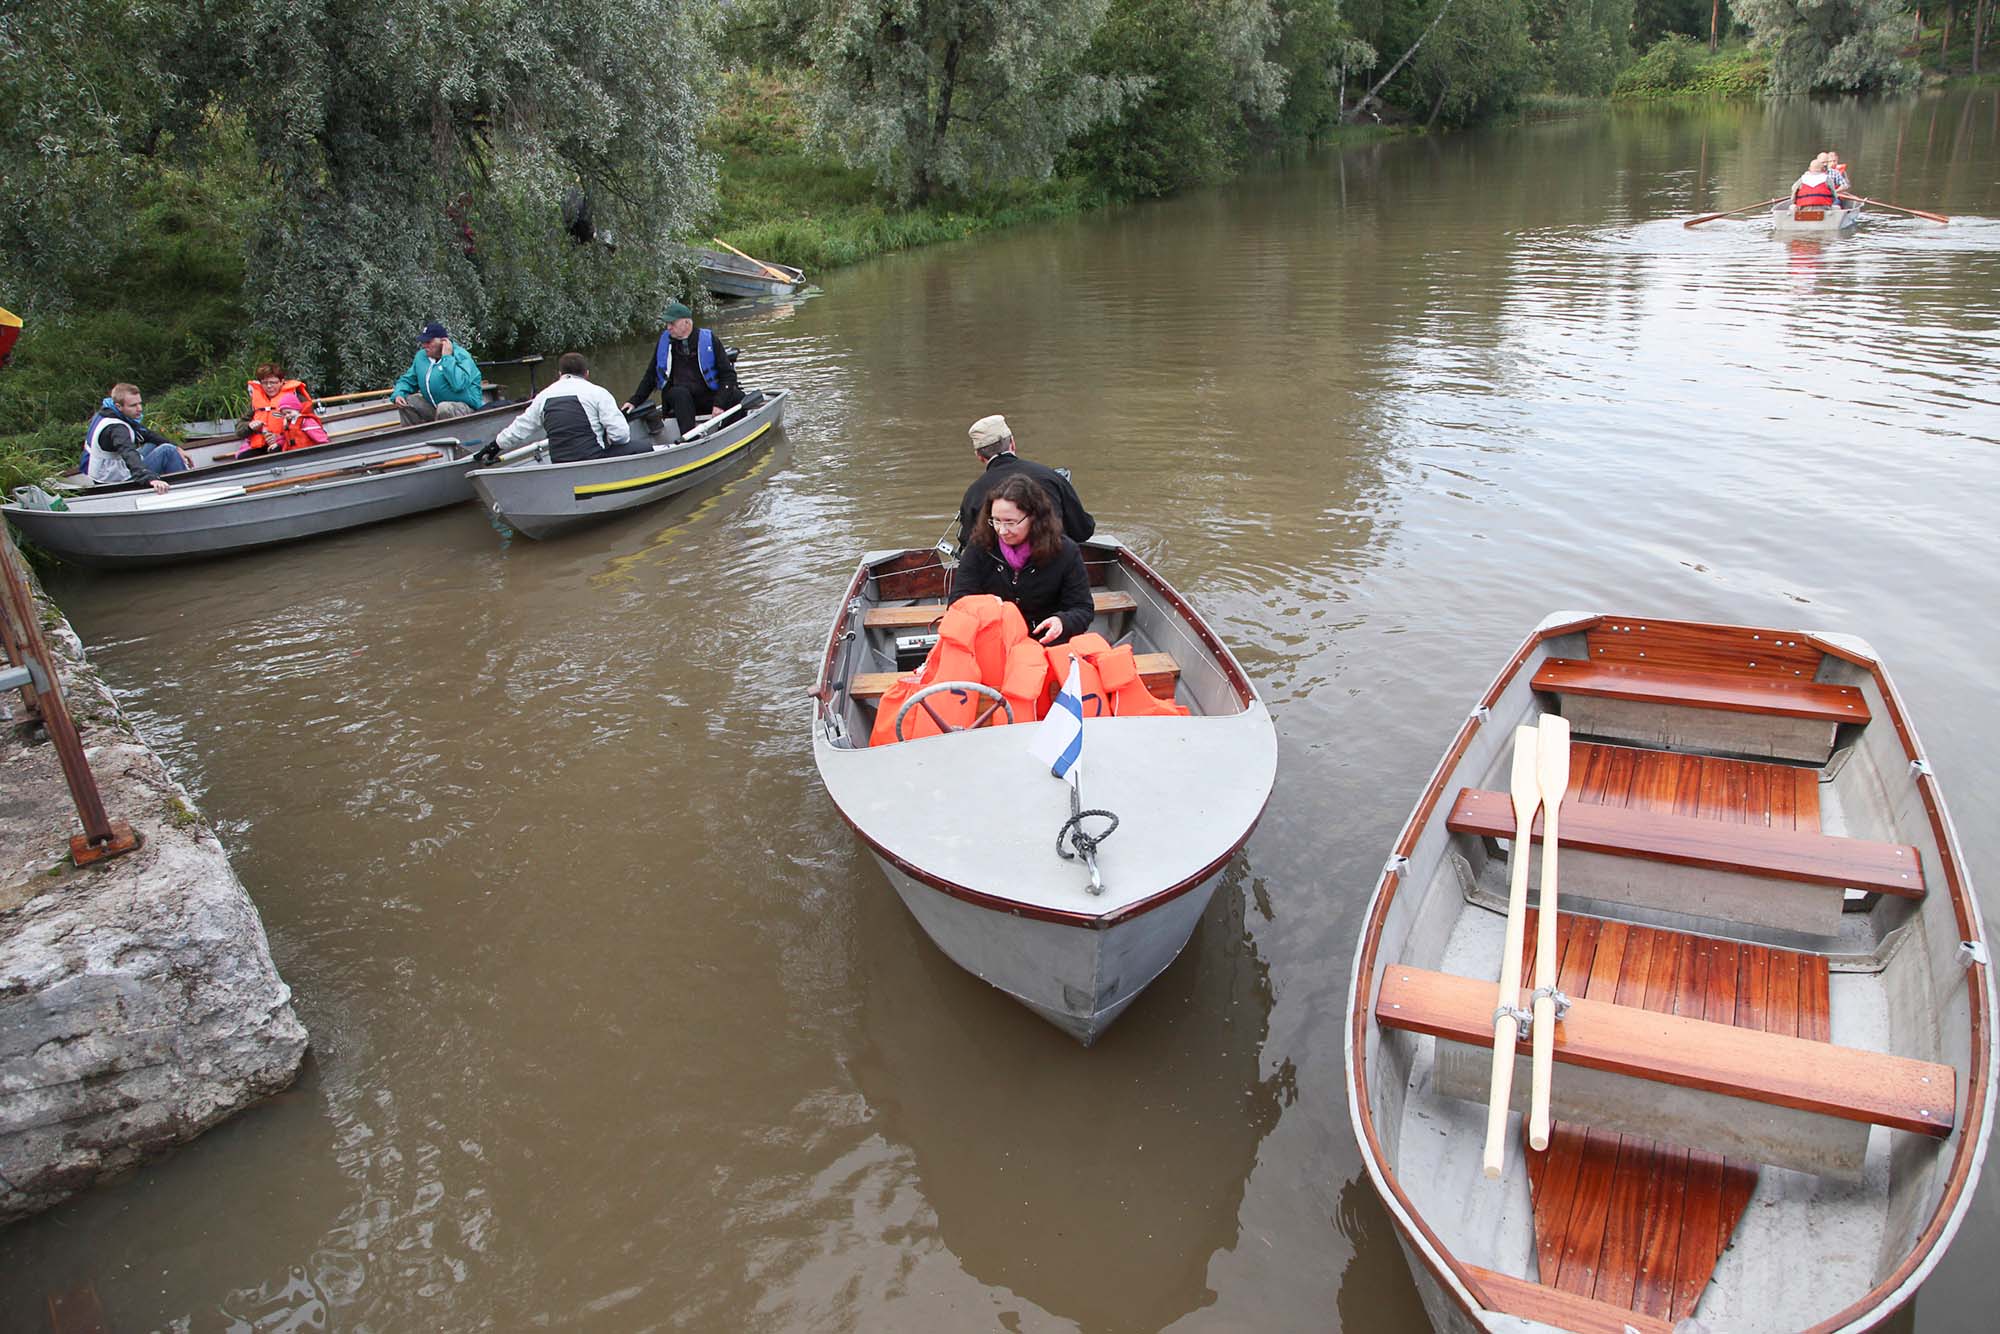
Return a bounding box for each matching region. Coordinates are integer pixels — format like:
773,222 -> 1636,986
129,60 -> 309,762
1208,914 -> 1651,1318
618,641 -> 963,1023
1343,611 -> 1995,1333
810,540 -> 1270,930
467,390 -> 786,502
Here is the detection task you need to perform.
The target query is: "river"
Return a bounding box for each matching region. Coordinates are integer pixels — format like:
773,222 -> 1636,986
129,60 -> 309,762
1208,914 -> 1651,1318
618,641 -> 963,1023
5,91 -> 1998,1331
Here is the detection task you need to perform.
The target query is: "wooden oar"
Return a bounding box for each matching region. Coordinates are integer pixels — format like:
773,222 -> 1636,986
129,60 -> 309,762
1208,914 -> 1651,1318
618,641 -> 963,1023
1482,725 -> 1546,1179
239,450 -> 443,495
1528,711 -> 1572,1152
711,236 -> 794,282
1839,192 -> 1948,225
1683,195 -> 1789,228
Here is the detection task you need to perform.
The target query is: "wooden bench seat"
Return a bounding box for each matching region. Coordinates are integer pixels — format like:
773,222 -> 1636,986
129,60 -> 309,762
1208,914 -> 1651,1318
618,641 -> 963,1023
862,589 -> 1137,631
1377,964 -> 1955,1138
849,651 -> 1181,703
1446,787 -> 1924,900
1532,659 -> 1868,724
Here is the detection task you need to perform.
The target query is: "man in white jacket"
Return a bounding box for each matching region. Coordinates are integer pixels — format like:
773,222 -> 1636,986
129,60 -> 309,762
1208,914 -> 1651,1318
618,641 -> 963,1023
492,353 -> 649,463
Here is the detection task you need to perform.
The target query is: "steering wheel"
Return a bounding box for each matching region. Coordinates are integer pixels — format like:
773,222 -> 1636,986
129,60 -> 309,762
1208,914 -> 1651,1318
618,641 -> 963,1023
894,681 -> 1015,742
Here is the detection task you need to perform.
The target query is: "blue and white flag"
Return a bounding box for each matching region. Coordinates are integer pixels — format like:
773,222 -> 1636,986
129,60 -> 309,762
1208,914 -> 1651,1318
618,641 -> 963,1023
1029,658 -> 1085,786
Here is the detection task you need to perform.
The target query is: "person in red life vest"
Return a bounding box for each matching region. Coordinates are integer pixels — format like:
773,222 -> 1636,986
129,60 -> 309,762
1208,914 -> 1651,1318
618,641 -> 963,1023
1821,150 -> 1852,197
237,364 -> 325,454
1792,154 -> 1838,209
949,474 -> 1095,646
619,301 -> 744,436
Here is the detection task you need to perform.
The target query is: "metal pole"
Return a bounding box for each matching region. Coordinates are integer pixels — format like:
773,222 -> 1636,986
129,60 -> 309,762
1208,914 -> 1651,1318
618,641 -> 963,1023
0,533 -> 139,864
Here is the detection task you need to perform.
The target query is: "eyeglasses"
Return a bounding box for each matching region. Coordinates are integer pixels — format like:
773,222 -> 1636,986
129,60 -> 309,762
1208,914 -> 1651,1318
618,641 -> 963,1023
989,514 -> 1032,531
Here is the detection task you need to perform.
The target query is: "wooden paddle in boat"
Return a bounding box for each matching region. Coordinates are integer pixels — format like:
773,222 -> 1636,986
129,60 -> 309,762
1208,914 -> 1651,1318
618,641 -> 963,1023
1482,725 -> 1546,1178
239,449 -> 446,495
1839,192 -> 1948,224
710,236 -> 794,283
1527,711 -> 1571,1151
1683,196 -> 1788,227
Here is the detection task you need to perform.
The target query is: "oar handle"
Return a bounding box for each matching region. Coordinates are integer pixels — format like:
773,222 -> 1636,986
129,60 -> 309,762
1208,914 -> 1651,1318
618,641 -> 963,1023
712,236 -> 793,281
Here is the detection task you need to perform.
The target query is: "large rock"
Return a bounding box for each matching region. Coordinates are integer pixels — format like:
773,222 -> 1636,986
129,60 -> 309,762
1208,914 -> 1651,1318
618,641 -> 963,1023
0,559 -> 307,1225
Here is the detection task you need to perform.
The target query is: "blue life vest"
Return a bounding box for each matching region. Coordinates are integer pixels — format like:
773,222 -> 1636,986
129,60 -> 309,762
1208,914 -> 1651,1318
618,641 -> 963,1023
654,327 -> 720,392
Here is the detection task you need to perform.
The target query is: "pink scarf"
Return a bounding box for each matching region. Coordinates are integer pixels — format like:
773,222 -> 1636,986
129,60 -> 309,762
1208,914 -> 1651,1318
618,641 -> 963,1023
1000,538 -> 1032,571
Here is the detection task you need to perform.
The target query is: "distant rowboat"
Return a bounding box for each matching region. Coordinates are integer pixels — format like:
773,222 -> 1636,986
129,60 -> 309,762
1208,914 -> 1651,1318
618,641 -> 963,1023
1771,202 -> 1863,236
694,247 -> 805,300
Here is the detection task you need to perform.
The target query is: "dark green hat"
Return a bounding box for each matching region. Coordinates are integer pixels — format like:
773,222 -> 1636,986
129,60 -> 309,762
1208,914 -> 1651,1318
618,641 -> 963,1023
662,301 -> 692,323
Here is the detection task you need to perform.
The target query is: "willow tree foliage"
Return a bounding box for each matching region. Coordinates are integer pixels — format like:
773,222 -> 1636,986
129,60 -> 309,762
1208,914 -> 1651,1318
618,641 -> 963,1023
796,0 -> 1136,203
1,0 -> 717,387
1732,0 -> 1918,91
1069,0 -> 1289,195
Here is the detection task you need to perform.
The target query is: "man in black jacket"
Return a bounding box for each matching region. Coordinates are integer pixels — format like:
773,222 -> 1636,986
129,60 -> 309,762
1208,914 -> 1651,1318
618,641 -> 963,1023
954,414 -> 1094,549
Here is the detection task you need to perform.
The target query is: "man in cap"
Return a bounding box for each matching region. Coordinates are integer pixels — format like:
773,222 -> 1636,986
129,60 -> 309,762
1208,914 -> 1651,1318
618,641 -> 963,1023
956,414 -> 1094,549
392,321 -> 484,425
621,301 -> 744,436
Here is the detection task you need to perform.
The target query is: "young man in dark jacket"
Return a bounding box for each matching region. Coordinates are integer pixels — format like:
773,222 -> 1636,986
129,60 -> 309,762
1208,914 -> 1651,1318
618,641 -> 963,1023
955,414 -> 1094,550
82,384 -> 190,493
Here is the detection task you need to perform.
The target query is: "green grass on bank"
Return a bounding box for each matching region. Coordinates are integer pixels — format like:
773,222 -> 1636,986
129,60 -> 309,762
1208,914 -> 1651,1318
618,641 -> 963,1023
703,72 -> 1110,273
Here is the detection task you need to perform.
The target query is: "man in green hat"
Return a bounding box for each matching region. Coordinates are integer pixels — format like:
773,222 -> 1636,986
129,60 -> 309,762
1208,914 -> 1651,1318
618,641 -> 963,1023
621,301 -> 745,436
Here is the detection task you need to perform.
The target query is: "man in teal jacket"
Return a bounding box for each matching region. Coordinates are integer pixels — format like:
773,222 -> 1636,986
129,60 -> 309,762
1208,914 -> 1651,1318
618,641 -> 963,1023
393,321 -> 483,424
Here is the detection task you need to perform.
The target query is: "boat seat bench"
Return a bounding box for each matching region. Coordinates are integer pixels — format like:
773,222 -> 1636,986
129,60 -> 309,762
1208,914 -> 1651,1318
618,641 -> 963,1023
1446,787 -> 1924,900
861,590 -> 1138,631
1376,964 -> 1956,1139
1532,658 -> 1869,763
848,651 -> 1180,704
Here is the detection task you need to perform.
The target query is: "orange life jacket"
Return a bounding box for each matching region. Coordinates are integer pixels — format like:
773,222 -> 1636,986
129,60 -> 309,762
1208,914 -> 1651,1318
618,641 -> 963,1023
1793,176 -> 1837,209
1042,634 -> 1190,720
245,378 -> 323,451
868,596 -> 1050,746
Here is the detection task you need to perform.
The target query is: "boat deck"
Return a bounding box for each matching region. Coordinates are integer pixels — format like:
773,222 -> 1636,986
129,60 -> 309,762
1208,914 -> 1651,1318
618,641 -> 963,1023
1520,742 -> 1833,1321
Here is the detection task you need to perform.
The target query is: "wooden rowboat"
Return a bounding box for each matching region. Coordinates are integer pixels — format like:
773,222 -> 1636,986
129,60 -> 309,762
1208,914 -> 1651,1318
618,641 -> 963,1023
1771,202 -> 1863,236
469,390 -> 787,540
4,436 -> 497,568
694,247 -> 805,299
809,539 -> 1277,1044
1347,612 -> 1993,1333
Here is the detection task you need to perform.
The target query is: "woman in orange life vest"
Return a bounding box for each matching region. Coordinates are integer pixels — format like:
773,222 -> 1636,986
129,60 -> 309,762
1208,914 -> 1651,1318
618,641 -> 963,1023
948,474 -> 1095,646
238,363 -> 326,453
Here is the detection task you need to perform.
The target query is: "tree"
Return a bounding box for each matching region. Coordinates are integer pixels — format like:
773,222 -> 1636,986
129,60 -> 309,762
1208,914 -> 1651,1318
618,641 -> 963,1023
1732,0 -> 1919,91
795,0 -> 1135,203
1,0 -> 720,388
1070,0 -> 1289,195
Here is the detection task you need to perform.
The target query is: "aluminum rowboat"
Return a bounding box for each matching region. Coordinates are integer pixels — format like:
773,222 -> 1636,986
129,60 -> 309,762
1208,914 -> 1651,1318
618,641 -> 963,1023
695,247 -> 805,299
810,539 -> 1277,1044
469,390 -> 787,540
56,393 -> 521,494
5,437 -> 493,568
1347,611 -> 1993,1333
1771,202 -> 1863,236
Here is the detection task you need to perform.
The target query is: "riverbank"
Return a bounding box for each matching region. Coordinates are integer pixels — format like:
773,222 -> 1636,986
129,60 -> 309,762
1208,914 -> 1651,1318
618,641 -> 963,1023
0,541 -> 306,1224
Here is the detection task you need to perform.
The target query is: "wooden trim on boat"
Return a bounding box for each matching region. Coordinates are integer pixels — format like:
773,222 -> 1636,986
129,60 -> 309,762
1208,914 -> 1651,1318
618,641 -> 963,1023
1794,633 -> 1995,1334
1467,1264 -> 1674,1334
1349,613 -> 1995,1334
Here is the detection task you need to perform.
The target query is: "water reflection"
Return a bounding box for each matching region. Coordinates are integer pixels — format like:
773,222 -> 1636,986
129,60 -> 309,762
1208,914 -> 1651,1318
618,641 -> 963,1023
839,860 -> 1278,1331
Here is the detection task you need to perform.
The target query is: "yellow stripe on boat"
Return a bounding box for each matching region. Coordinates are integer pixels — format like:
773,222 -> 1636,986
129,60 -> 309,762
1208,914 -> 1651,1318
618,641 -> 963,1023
571,422 -> 771,498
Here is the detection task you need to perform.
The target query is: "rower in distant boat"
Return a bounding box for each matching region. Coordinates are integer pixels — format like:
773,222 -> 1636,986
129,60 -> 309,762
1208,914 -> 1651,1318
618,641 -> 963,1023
83,384 -> 191,495
620,301 -> 745,436
955,413 -> 1094,550
1792,154 -> 1839,209
491,352 -> 648,463
1822,150 -> 1852,197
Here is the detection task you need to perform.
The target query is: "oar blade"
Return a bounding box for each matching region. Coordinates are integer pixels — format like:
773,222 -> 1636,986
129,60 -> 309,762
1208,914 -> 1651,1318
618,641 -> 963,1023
1536,712 -> 1572,804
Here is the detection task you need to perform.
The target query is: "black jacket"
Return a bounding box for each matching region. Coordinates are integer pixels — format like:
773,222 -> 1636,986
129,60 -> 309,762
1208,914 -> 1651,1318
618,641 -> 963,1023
949,537 -> 1094,642
956,454 -> 1094,549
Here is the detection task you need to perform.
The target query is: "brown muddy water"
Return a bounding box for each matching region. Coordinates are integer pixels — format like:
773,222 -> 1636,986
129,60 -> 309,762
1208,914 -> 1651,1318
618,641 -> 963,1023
6,93 -> 1999,1331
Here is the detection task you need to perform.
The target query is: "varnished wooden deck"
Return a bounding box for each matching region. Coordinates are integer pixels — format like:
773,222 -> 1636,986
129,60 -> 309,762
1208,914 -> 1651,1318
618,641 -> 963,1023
1518,743 -> 1833,1321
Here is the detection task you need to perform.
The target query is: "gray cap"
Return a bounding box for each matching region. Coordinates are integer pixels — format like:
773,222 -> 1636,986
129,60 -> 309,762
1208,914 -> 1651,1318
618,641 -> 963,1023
968,414 -> 1011,450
